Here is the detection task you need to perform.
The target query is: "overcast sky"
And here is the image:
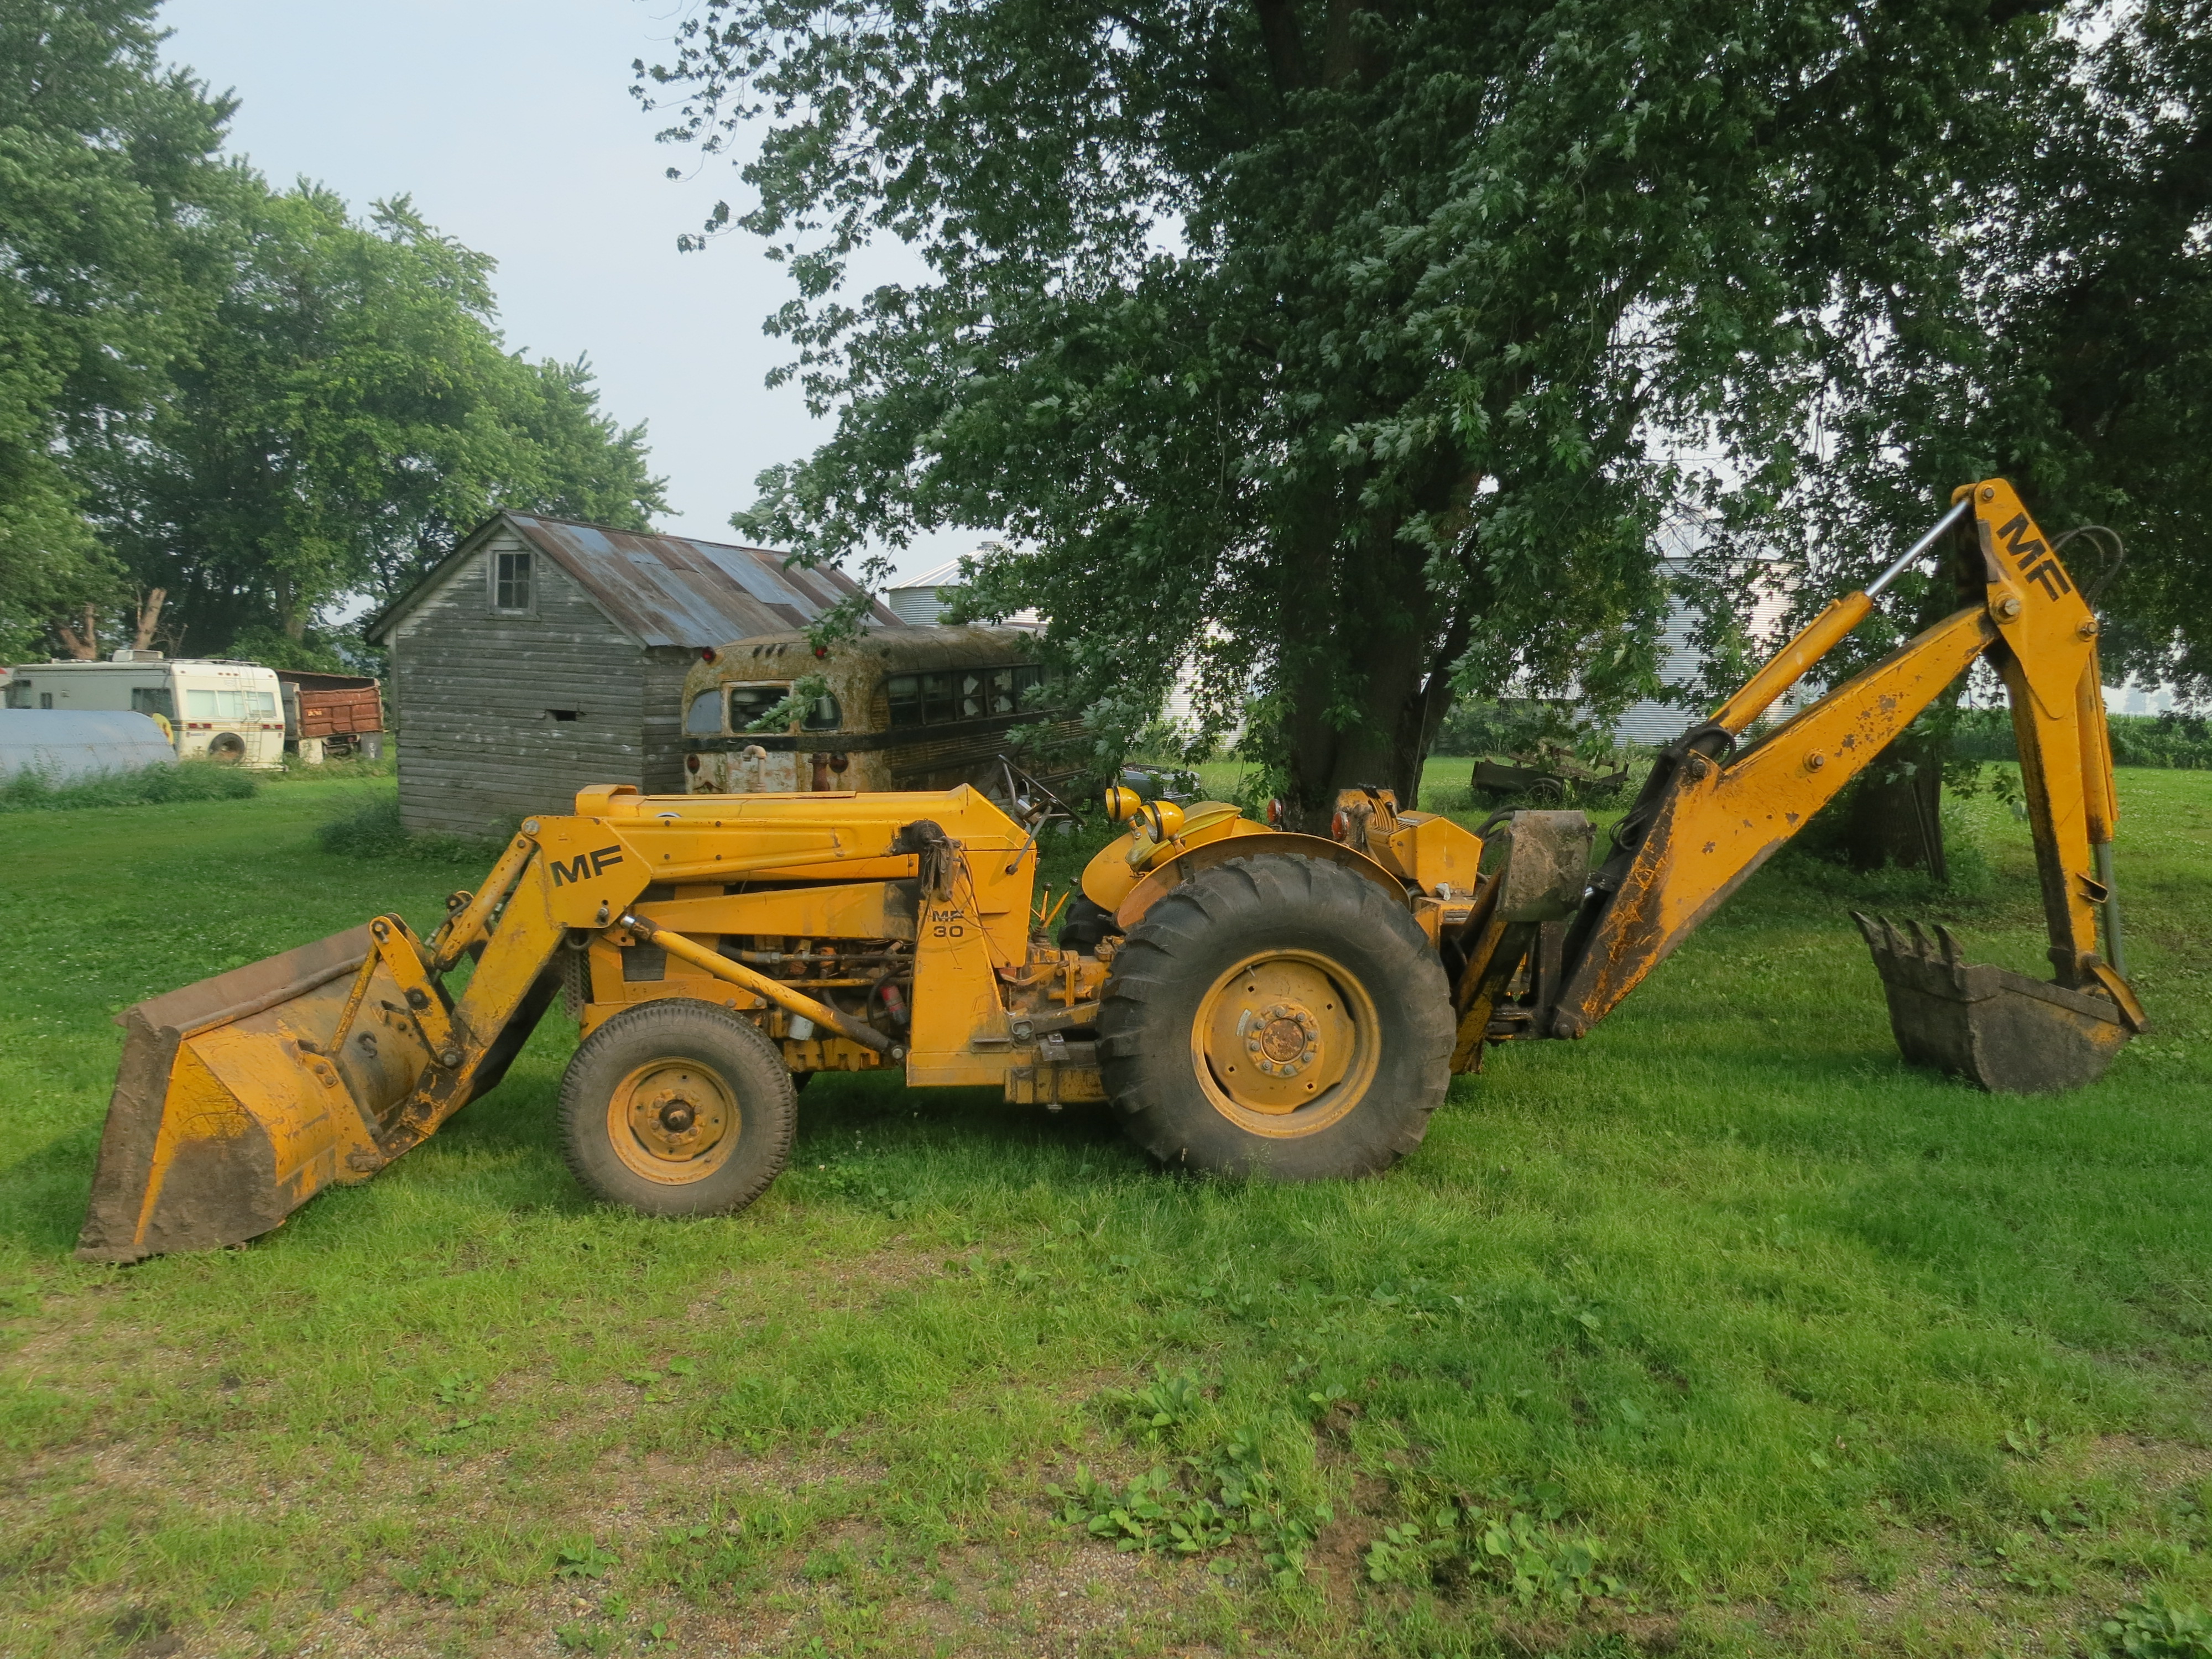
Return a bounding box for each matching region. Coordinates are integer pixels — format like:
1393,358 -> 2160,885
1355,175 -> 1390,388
156,0 -> 967,584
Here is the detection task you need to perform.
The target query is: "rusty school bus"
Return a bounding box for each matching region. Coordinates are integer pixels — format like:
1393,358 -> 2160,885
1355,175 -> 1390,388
680,624 -> 1082,795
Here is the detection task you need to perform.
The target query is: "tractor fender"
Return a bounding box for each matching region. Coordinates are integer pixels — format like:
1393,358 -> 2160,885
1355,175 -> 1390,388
1112,831 -> 1406,931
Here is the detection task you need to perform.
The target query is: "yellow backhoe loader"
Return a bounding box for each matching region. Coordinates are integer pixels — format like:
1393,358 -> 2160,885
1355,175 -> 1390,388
77,481 -> 2149,1263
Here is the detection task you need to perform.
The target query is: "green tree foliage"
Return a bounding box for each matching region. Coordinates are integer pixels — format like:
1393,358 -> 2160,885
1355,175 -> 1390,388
640,0 -> 2075,817
97,185 -> 669,656
0,0 -> 231,658
1786,0 -> 2212,698
1694,0 -> 2212,875
2,1 -> 666,664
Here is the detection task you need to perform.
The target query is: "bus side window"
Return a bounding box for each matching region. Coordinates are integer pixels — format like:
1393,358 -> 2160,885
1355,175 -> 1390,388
921,671 -> 957,723
886,675 -> 924,727
988,668 -> 1016,714
802,692 -> 842,732
959,673 -> 987,719
131,687 -> 175,720
1013,664 -> 1045,705
684,693 -> 723,735
727,685 -> 790,730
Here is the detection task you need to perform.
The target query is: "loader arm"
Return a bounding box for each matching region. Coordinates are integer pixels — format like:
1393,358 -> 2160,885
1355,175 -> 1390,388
1449,478 -> 2146,1076
76,789 -> 1006,1262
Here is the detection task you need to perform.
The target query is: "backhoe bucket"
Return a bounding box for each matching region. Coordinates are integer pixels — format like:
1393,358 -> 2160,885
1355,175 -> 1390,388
76,926 -> 437,1264
1851,913 -> 2133,1093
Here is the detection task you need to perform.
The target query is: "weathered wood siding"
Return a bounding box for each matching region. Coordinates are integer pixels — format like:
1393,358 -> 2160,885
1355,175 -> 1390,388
639,647 -> 695,796
390,528 -> 650,836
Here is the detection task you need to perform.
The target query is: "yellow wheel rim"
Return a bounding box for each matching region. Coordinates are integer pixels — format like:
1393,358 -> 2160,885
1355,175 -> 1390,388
606,1058 -> 740,1185
1192,949 -> 1380,1139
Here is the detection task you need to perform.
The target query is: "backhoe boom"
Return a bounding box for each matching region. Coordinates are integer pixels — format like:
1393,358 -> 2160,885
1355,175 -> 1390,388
1448,477 -> 2147,1084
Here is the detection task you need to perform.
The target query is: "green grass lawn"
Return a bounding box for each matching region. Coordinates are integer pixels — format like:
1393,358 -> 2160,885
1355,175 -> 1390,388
1,765 -> 2206,1658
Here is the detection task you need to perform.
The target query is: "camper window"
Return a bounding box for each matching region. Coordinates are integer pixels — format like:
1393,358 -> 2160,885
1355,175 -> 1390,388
131,687 -> 175,720
186,688 -> 276,721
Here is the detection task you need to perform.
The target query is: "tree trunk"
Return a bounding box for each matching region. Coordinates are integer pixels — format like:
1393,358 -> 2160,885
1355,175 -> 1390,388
1279,513 -> 1451,827
133,588 -> 168,651
1829,579 -> 1958,878
55,603 -> 100,659
1835,740 -> 1947,879
274,573 -> 306,641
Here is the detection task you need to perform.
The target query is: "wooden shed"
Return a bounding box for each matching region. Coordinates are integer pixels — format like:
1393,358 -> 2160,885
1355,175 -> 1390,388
366,513 -> 902,836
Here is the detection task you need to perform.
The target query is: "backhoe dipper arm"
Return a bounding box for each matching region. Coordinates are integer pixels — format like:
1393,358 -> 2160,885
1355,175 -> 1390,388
1513,478 -> 2144,1046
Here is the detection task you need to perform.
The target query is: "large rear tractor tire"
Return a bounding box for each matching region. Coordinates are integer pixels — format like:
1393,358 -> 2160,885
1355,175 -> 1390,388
1098,855 -> 1452,1180
559,1000 -> 796,1217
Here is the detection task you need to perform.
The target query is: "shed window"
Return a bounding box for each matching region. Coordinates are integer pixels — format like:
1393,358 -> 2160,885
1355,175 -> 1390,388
493,550 -> 533,612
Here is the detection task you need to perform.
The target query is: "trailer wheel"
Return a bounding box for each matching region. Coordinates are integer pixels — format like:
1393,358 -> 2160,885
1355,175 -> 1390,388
1098,855 -> 1451,1180
559,1000 -> 796,1217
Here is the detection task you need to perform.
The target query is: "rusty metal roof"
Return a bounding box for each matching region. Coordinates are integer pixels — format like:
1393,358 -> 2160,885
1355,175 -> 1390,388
367,514 -> 904,646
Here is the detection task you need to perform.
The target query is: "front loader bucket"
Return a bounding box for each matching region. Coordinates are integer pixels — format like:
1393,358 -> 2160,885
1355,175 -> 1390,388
1850,912 -> 2134,1094
76,926 -> 438,1264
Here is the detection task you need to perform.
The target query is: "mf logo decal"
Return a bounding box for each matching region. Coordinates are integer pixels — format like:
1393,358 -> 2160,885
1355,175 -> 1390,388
548,844 -> 625,885
1995,513 -> 2073,603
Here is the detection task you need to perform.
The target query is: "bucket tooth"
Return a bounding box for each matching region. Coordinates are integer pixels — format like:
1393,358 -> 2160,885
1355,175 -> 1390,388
1855,913 -> 2133,1093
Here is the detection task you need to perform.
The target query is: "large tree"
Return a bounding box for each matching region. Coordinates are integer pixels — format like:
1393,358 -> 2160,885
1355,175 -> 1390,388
1796,0 -> 2212,693
641,0 -> 2072,817
95,184 -> 670,657
1723,0 -> 2212,872
0,0 -> 232,659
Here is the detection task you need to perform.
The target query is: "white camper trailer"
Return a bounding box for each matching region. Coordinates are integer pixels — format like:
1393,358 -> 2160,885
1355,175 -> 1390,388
2,655 -> 286,769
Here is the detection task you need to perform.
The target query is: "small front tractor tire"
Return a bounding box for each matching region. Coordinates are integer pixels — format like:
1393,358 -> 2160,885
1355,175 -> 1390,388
559,1000 -> 796,1217
1058,894 -> 1118,956
1098,855 -> 1452,1180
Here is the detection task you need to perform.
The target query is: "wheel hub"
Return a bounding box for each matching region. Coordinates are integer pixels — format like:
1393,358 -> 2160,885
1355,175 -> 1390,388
1197,952 -> 1365,1119
609,1060 -> 739,1181
1245,1002 -> 1320,1076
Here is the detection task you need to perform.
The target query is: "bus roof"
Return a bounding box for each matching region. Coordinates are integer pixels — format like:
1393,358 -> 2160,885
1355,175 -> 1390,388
703,624 -> 1043,678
